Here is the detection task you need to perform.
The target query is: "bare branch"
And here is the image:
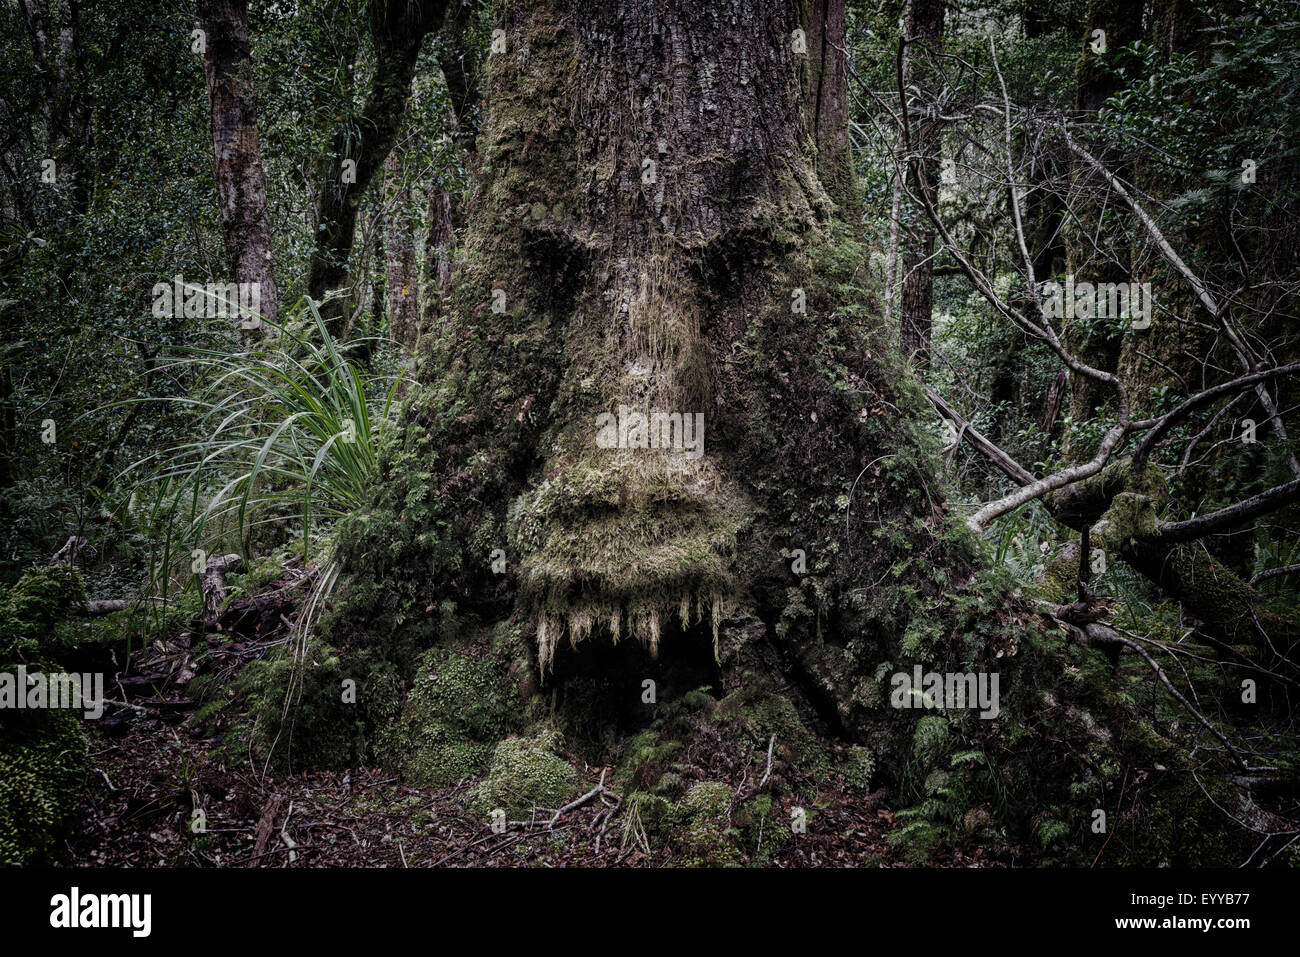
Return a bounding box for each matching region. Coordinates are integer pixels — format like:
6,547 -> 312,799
1252,564 -> 1300,587
924,386 -> 1036,486
1060,126 -> 1300,478
1133,362 -> 1300,464
1144,479 -> 1300,545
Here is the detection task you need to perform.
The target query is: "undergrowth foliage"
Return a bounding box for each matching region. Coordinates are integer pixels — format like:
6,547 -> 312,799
119,298 -> 398,607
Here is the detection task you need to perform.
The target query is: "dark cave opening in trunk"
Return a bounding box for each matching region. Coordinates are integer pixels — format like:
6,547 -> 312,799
544,621 -> 723,763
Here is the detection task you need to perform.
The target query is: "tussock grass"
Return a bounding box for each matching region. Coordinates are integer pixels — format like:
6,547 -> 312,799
115,298 -> 397,620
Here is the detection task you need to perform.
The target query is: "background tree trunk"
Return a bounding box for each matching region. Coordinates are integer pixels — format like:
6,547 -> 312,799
422,0 -> 484,329
898,0 -> 944,367
198,0 -> 279,330
307,0 -> 449,339
19,0 -> 93,216
1062,0 -> 1142,425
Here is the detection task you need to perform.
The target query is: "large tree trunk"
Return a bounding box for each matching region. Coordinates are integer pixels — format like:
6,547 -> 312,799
198,0 -> 279,331
311,0 -> 976,772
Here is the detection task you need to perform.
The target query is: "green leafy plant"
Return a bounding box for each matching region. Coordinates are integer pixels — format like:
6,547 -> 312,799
117,298 -> 399,620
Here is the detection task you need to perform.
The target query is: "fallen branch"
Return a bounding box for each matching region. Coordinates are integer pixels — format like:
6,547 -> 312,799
1142,479 -> 1300,545
548,769 -> 613,829
279,800 -> 299,864
84,599 -> 131,615
926,387 -> 1036,486
759,733 -> 776,789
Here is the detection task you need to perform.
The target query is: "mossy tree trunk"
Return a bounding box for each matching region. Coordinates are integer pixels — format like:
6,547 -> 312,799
323,0 -> 981,769
423,0 -> 484,331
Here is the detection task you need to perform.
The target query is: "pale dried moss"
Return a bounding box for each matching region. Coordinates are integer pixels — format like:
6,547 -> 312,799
510,419 -> 749,671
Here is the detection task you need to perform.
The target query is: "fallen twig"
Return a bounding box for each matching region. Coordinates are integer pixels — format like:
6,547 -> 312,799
548,770 -> 608,829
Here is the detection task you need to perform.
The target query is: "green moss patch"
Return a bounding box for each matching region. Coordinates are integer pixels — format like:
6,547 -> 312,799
675,780 -> 744,867
0,708 -> 86,865
468,728 -> 579,818
380,635 -> 523,787
0,564 -> 87,660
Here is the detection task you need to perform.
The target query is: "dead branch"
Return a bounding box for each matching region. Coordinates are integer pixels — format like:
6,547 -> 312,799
1089,624 -> 1250,772
83,599 -> 130,615
201,553 -> 244,623
925,386 -> 1037,485
547,769 -> 611,829
1061,126 -> 1300,479
50,535 -> 87,565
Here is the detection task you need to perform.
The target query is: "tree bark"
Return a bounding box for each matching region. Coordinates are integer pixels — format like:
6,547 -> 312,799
198,0 -> 279,331
425,174 -> 456,301
898,0 -> 944,367
798,0 -> 854,210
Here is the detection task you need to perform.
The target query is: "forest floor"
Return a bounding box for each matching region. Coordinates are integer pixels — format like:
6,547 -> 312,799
55,692 -> 1028,868
51,569 -> 1030,868
55,723 -> 909,868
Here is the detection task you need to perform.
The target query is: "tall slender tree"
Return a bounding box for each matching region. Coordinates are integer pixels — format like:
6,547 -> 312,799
307,0 -> 451,338
898,0 -> 945,367
198,0 -> 279,330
